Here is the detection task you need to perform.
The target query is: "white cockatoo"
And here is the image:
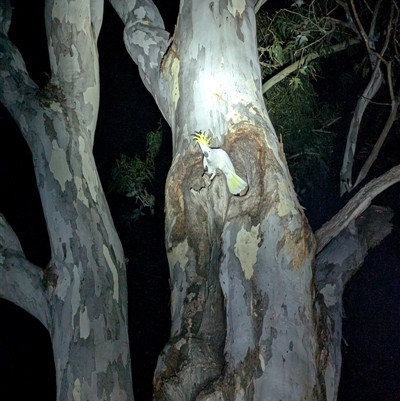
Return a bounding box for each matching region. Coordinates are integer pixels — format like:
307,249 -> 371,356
193,131 -> 248,195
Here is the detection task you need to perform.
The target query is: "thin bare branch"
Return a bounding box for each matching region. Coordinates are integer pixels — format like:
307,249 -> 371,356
339,59 -> 383,195
377,2 -> 395,62
354,90 -> 400,188
351,0 -> 393,66
393,1 -> 400,57
387,56 -> 395,104
368,0 -> 381,38
336,0 -> 355,28
350,0 -> 379,52
362,0 -> 374,14
340,1 -> 395,195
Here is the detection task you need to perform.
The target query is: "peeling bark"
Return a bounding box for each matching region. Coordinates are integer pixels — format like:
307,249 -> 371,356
314,205 -> 393,400
0,1 -> 133,400
114,1 -> 318,400
157,1 -> 319,398
110,1 -> 397,400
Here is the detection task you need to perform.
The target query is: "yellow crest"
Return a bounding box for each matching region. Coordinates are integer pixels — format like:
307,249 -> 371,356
193,131 -> 211,146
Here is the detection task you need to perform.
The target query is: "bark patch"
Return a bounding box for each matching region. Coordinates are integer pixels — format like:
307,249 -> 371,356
167,239 -> 189,272
234,224 -> 260,280
49,141 -> 72,191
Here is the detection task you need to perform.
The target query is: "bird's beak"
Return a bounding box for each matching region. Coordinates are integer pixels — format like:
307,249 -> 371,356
198,143 -> 208,153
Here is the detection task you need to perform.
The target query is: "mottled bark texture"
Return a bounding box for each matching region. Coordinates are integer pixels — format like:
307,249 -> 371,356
0,1 -> 133,400
314,205 -> 393,401
114,1 -> 316,400
111,1 -> 396,400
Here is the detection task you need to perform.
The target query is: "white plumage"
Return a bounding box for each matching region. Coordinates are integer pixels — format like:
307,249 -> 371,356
193,132 -> 248,195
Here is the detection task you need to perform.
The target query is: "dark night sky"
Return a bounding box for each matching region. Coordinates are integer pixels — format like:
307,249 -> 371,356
0,1 -> 399,401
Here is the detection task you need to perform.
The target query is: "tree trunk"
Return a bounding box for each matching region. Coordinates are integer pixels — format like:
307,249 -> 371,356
0,1 -> 133,400
159,3 -> 319,399
113,1 -> 318,399
111,1 -> 396,400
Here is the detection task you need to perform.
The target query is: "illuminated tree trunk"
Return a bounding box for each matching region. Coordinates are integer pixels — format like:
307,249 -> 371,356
113,1 -> 316,399
111,1 -> 396,400
0,1 -> 133,400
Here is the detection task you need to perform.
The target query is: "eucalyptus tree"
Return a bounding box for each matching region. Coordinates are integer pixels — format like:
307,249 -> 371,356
110,0 -> 398,400
0,0 -> 133,400
1,0 -> 399,400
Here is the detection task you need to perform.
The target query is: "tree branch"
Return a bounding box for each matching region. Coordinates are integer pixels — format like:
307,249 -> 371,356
0,0 -> 11,34
339,1 -> 395,195
313,205 -> 393,400
316,164 -> 400,254
353,87 -> 399,189
254,0 -> 268,14
339,59 -> 383,195
0,214 -> 51,331
350,0 -> 381,58
0,0 -> 39,124
315,205 -> 393,286
262,39 -> 360,93
45,0 -> 101,146
109,0 -> 170,97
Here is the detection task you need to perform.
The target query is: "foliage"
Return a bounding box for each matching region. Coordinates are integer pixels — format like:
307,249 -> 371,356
265,74 -> 338,198
257,0 -> 355,77
145,122 -> 163,168
257,0 -> 400,197
111,121 -> 162,220
257,2 -> 347,197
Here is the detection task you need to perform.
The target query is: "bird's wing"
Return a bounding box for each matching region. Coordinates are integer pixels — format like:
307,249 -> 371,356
213,149 -> 235,174
213,149 -> 247,194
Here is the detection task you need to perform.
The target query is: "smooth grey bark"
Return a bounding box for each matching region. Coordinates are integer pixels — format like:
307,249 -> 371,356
314,205 -> 393,401
339,59 -> 383,195
111,1 -> 396,400
316,164 -> 400,254
0,1 -> 133,400
113,1 -> 317,400
0,213 -> 51,329
339,0 -> 396,195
